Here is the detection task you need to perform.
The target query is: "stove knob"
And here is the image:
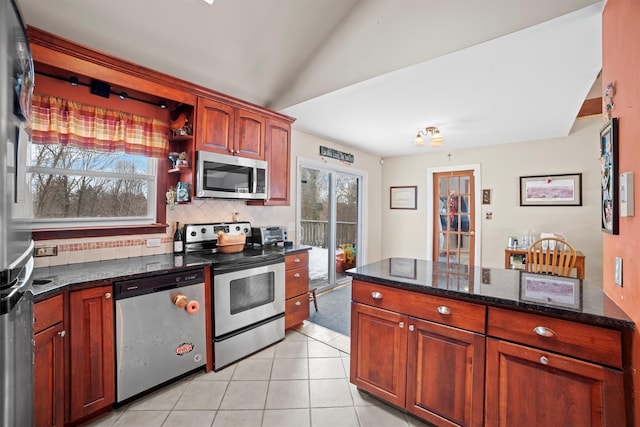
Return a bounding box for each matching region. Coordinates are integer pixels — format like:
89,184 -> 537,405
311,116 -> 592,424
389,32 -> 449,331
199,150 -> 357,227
234,225 -> 241,232
190,231 -> 197,237
201,228 -> 207,234
244,227 -> 250,234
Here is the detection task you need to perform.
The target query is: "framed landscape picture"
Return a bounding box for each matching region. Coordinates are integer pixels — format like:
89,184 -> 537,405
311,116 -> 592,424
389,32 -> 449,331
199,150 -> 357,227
519,173 -> 582,206
390,186 -> 417,209
600,118 -> 619,234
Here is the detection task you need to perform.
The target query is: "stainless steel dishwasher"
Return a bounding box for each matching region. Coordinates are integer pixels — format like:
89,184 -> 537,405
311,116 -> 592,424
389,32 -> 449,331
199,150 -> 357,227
114,269 -> 207,403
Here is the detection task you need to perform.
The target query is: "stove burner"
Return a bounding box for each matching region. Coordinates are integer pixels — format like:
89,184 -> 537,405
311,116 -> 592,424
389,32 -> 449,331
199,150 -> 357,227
182,222 -> 284,271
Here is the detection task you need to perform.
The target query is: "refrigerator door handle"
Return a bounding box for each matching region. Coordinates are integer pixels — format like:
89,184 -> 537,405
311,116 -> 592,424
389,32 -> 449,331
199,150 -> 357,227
8,239 -> 34,271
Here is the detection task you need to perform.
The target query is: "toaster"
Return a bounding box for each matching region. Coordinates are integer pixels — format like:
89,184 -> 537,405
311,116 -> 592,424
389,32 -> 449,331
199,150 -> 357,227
251,226 -> 287,246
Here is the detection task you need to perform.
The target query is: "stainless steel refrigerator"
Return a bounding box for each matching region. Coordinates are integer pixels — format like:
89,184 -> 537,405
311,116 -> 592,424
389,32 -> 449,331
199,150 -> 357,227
1,0 -> 35,426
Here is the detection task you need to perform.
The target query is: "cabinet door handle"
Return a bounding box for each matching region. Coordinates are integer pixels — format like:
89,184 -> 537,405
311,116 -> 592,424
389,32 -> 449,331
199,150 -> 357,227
105,292 -> 112,299
533,326 -> 556,338
294,273 -> 300,278
58,330 -> 66,338
540,356 -> 549,365
408,325 -> 415,331
295,301 -> 301,306
437,306 -> 451,315
294,258 -> 301,263
399,322 -> 404,328
371,291 -> 383,300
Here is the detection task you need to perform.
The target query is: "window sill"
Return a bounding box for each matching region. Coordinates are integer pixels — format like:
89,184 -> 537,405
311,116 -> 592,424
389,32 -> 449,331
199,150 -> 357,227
33,223 -> 169,241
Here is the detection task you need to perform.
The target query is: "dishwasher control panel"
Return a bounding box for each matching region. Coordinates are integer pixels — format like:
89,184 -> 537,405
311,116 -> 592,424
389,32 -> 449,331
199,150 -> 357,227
114,268 -> 205,299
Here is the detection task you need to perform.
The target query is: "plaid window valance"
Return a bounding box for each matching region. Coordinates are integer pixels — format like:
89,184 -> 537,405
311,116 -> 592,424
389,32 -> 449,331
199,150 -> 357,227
29,93 -> 170,158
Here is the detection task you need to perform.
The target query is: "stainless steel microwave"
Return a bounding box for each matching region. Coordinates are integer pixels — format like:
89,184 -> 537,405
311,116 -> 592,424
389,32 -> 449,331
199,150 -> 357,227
195,151 -> 268,199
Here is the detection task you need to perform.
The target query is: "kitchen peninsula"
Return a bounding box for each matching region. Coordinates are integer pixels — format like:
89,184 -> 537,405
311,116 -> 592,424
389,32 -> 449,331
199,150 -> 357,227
346,258 -> 633,427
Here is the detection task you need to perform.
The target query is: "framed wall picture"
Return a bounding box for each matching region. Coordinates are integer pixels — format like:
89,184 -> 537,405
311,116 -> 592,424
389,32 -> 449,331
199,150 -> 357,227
600,118 -> 619,234
482,189 -> 491,204
390,186 -> 417,209
519,173 -> 582,206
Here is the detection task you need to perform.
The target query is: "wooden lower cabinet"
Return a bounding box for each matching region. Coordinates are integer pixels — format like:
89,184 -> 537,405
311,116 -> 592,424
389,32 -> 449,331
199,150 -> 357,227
351,280 -> 629,426
350,301 -> 484,427
284,251 -> 310,329
407,318 -> 485,427
350,302 -> 407,407
33,295 -> 65,427
485,338 -> 626,427
68,285 -> 115,423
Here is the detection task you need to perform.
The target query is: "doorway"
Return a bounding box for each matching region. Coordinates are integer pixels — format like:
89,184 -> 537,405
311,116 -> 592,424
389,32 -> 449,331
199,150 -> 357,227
427,164 -> 482,266
297,160 -> 363,294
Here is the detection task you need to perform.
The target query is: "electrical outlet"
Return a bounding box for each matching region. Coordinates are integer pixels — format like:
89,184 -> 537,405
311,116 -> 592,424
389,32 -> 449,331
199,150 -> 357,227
34,246 -> 58,257
146,238 -> 161,248
614,257 -> 623,287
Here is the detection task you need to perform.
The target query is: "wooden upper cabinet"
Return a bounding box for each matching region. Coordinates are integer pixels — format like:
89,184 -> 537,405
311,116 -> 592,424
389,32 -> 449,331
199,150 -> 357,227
235,110 -> 265,159
196,97 -> 266,159
248,118 -> 292,206
196,97 -> 235,154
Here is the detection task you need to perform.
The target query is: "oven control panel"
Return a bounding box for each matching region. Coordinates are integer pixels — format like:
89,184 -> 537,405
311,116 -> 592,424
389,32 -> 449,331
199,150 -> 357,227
184,222 -> 252,245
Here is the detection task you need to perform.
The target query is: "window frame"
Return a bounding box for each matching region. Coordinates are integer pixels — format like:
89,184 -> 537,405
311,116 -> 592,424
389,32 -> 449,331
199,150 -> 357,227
31,153 -> 168,240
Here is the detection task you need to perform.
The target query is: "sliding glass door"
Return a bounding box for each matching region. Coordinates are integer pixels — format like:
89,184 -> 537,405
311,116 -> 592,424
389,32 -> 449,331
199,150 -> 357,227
298,161 -> 362,293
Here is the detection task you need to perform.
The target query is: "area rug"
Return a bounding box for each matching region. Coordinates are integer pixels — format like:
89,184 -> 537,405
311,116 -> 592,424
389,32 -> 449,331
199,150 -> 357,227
307,284 -> 351,337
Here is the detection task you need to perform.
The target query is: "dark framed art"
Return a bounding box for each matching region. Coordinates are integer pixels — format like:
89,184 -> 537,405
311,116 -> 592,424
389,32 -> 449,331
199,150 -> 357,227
482,189 -> 491,205
600,118 -> 619,234
390,186 -> 417,209
519,173 -> 582,206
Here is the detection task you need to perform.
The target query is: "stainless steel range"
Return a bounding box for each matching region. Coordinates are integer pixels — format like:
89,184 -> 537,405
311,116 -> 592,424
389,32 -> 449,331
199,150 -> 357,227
184,222 -> 285,370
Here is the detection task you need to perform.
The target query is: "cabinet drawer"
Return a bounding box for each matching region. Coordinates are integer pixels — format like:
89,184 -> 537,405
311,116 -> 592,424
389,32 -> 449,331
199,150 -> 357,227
285,293 -> 310,329
285,252 -> 308,270
286,267 -> 309,299
352,280 -> 486,334
487,307 -> 623,368
34,294 -> 63,333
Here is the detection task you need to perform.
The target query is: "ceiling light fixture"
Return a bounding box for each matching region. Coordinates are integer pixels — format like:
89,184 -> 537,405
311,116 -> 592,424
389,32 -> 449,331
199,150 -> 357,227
119,92 -> 128,100
203,0 -> 214,4
69,76 -> 79,86
413,126 -> 445,147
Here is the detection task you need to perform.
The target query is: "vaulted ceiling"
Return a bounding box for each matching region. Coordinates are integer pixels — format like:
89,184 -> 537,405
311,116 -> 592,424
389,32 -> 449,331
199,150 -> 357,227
19,0 -> 603,158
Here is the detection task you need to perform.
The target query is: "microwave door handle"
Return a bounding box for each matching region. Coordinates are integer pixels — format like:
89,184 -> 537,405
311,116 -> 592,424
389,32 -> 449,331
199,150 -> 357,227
251,168 -> 256,195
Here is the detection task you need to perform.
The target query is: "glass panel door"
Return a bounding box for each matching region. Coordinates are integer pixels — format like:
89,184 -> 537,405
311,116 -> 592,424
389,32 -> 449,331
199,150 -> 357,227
335,173 -> 359,284
434,171 -> 475,266
300,167 -> 330,291
299,163 -> 362,293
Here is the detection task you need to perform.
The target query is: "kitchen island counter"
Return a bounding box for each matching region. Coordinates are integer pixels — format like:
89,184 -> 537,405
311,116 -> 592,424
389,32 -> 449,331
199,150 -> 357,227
345,257 -> 634,330
347,258 -> 634,426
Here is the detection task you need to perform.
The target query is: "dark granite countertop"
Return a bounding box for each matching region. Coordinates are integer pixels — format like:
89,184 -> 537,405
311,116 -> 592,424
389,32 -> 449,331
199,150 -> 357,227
346,258 -> 634,330
31,245 -> 312,301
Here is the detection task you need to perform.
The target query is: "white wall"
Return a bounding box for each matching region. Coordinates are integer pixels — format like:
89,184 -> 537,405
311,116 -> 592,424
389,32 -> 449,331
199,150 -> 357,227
381,117 -> 603,280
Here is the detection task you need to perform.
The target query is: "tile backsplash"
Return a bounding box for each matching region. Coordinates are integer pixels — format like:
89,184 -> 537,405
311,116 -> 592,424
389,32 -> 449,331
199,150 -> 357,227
34,199 -> 295,268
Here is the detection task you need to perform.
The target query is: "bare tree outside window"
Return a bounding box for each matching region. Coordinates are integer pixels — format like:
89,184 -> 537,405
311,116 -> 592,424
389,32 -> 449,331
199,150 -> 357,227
30,144 -> 153,221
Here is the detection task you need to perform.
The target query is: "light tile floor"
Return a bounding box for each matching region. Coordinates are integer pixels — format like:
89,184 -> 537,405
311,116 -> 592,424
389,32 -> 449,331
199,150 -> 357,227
83,321 -> 432,427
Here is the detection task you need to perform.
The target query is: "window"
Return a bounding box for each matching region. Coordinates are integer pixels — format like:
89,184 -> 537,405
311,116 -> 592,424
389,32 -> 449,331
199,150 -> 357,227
30,145 -> 157,228
27,93 -> 168,233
